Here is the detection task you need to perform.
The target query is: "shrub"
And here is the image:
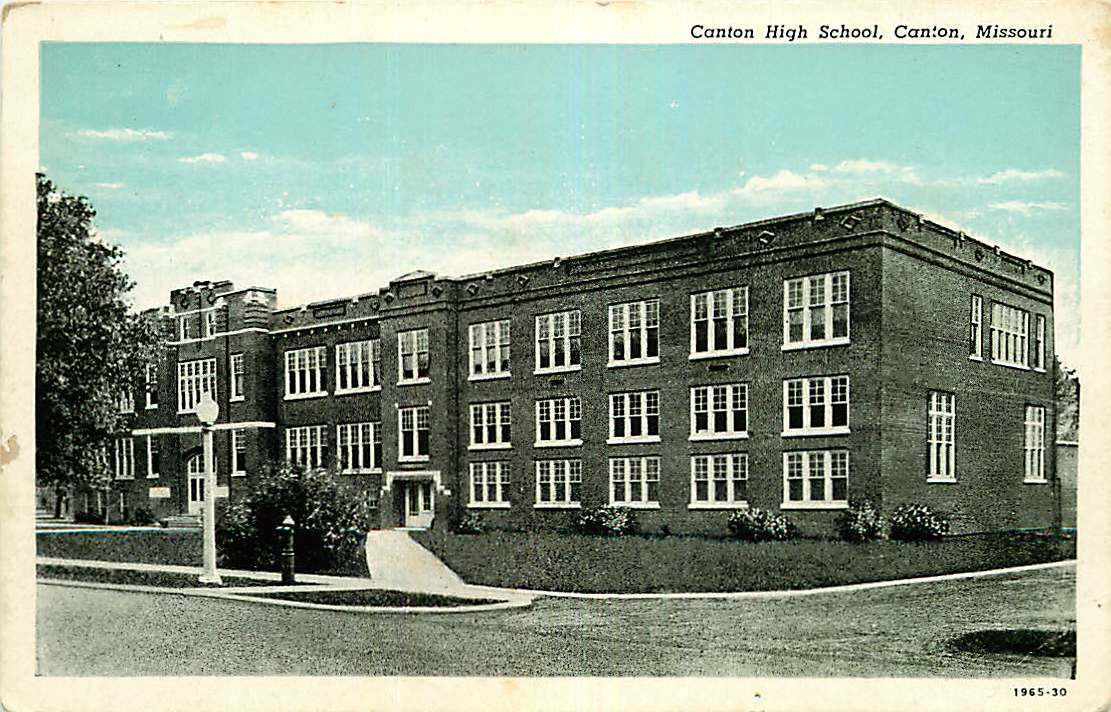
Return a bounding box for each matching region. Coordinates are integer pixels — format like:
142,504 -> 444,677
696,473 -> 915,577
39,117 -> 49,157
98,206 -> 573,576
835,500 -> 885,543
125,507 -> 157,527
572,506 -> 639,536
889,503 -> 950,542
216,462 -> 373,572
455,511 -> 484,535
727,508 -> 799,542
73,510 -> 104,525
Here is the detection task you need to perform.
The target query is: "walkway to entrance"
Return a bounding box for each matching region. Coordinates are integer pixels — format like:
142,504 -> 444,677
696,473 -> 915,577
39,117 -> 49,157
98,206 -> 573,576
363,529 -> 469,595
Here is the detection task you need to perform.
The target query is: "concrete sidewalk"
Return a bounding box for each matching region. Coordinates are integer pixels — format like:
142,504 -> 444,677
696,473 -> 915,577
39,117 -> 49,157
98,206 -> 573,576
363,529 -> 471,595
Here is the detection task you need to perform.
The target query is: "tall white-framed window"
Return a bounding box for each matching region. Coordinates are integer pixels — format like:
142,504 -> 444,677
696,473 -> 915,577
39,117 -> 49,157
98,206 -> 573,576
1034,315 -> 1046,372
144,364 -> 159,409
535,396 -> 582,446
398,329 -> 431,384
534,459 -> 582,508
145,436 -> 159,479
970,295 -> 984,361
609,391 -> 660,444
783,375 -> 850,436
117,389 -> 135,414
399,405 -> 430,461
990,302 -> 1030,368
113,437 -> 135,480
535,310 -> 582,373
691,287 -> 748,359
470,402 -> 512,449
229,353 -> 245,401
609,299 -> 660,366
690,454 -> 748,508
231,429 -> 247,476
337,422 -> 381,473
690,384 -> 748,440
336,339 -> 380,393
177,358 -> 217,413
469,461 -> 511,507
286,425 -> 327,469
782,450 -> 849,509
204,309 -> 218,338
927,391 -> 956,482
469,320 -> 511,379
1024,405 -> 1047,483
177,314 -> 193,341
783,271 -> 850,349
284,346 -> 327,399
609,456 -> 660,508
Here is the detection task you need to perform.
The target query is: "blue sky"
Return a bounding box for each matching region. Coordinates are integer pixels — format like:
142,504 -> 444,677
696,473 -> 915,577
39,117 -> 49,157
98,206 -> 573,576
40,43 -> 1081,363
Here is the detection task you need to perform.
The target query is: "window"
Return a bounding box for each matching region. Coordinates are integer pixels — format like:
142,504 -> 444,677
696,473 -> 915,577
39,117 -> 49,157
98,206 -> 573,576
690,454 -> 748,507
204,309 -> 218,338
286,425 -> 327,469
469,462 -> 510,507
970,295 -> 983,360
784,271 -> 850,348
691,287 -> 748,358
609,299 -> 660,366
609,391 -> 660,443
1024,406 -> 1047,483
399,406 -> 430,460
535,396 -> 582,446
470,402 -> 512,449
284,346 -> 327,399
782,450 -> 849,508
177,358 -> 216,413
535,310 -> 582,373
609,456 -> 660,507
337,422 -> 381,473
117,389 -> 135,414
231,429 -> 247,476
535,459 -> 582,507
990,302 -> 1029,368
113,437 -> 134,480
336,339 -> 380,392
469,320 -> 511,379
146,436 -> 159,479
177,314 -> 193,341
928,392 -> 956,481
1034,315 -> 1046,371
691,384 -> 748,440
144,364 -> 158,409
783,375 -> 850,435
398,329 -> 430,384
230,353 -> 245,401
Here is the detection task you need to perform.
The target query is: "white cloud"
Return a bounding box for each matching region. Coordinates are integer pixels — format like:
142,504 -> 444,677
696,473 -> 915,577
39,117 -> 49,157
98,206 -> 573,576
94,182 -> 124,190
77,128 -> 173,141
735,170 -> 830,194
830,159 -> 899,174
988,200 -> 1068,216
977,168 -> 1065,185
271,209 -> 384,239
809,163 -> 829,172
178,153 -> 226,164
240,151 -> 260,161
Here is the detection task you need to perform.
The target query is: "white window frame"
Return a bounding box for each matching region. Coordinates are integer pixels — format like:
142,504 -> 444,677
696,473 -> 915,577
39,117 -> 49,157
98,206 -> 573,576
144,364 -> 158,410
970,295 -> 984,361
285,425 -> 327,469
398,405 -> 431,462
229,353 -> 245,402
114,437 -> 135,480
782,450 -> 850,509
469,319 -> 512,380
203,309 -> 218,338
337,422 -> 381,474
609,299 -> 660,367
689,454 -> 749,509
231,428 -> 247,476
783,271 -> 851,350
1024,405 -> 1047,483
989,301 -> 1030,369
534,459 -> 582,508
782,375 -> 850,436
534,310 -> 582,374
690,287 -> 749,360
397,328 -> 431,385
284,346 -> 327,400
336,339 -> 381,394
608,456 -> 661,508
1034,315 -> 1046,372
535,396 -> 583,447
177,358 -> 217,414
117,389 -> 135,414
690,383 -> 749,441
927,391 -> 956,482
469,401 -> 512,450
469,461 -> 511,508
145,435 -> 159,479
608,391 -> 661,444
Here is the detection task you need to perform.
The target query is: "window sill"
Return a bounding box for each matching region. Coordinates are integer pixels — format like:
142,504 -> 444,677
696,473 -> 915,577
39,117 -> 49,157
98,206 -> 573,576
969,355 -> 983,362
534,440 -> 583,449
926,477 -> 958,484
397,377 -> 432,387
689,432 -> 749,442
533,502 -> 582,510
780,501 -> 849,510
689,348 -> 749,361
991,360 -> 1030,372
468,372 -> 511,382
115,477 -> 135,482
284,392 -> 328,402
607,436 -> 662,445
146,475 -> 160,480
689,502 -> 749,510
781,428 -> 851,438
335,386 -> 381,396
229,396 -> 245,403
145,405 -> 159,411
469,443 -> 512,451
1033,367 -> 1047,374
781,337 -> 850,352
467,502 -> 511,509
534,364 -> 582,376
1023,478 -> 1049,485
341,468 -> 383,475
607,357 -> 660,369
398,456 -> 431,464
231,472 -> 247,477
610,502 -> 661,510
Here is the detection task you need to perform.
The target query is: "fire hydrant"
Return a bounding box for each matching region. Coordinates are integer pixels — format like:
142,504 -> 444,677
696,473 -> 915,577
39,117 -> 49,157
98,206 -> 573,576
278,514 -> 296,585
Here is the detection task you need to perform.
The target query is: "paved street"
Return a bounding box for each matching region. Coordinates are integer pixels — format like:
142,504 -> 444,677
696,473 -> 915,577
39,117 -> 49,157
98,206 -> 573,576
37,566 -> 1074,677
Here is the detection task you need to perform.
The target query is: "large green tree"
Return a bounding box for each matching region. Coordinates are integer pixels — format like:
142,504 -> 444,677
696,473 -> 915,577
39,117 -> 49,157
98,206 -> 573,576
36,173 -> 162,517
1055,355 -> 1079,442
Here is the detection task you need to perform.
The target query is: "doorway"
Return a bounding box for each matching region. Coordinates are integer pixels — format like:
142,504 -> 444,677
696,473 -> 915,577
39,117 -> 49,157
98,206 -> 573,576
186,454 -> 205,515
402,480 -> 434,528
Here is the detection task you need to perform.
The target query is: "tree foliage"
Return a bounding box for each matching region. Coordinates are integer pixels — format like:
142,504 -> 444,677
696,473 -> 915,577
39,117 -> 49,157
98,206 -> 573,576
36,173 -> 162,495
1054,355 -> 1079,441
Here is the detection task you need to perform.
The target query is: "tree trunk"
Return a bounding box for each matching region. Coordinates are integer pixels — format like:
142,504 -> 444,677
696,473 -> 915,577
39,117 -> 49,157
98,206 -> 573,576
54,489 -> 64,519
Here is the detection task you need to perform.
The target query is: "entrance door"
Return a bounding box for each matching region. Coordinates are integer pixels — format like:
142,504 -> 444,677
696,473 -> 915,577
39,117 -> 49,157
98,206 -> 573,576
403,481 -> 434,528
187,455 -> 205,515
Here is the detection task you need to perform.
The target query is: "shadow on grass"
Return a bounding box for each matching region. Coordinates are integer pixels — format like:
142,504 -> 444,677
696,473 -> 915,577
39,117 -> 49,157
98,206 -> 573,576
245,589 -> 498,607
36,564 -> 292,589
947,629 -> 1076,658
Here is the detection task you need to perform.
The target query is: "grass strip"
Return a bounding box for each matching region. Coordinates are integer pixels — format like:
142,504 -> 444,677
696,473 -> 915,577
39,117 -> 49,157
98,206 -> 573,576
245,588 -> 498,607
36,564 -> 288,589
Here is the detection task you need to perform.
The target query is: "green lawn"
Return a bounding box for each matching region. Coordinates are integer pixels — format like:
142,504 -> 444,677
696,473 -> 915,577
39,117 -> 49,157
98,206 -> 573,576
245,588 -> 497,607
413,529 -> 1075,593
36,564 -> 278,588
